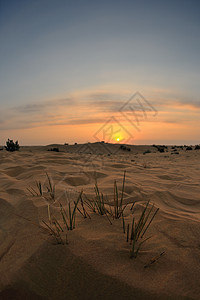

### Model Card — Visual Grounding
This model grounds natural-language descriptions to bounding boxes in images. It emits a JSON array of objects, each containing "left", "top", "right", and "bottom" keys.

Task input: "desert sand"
[{"left": 0, "top": 143, "right": 200, "bottom": 299}]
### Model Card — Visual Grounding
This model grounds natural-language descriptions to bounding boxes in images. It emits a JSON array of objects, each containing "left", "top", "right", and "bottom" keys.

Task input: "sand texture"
[{"left": 0, "top": 143, "right": 200, "bottom": 299}]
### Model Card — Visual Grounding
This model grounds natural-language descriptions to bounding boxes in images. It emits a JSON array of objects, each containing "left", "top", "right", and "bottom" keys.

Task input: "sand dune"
[{"left": 0, "top": 143, "right": 200, "bottom": 299}]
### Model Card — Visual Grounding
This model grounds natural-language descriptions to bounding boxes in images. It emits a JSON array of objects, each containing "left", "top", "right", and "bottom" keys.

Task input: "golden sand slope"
[{"left": 0, "top": 144, "right": 200, "bottom": 299}]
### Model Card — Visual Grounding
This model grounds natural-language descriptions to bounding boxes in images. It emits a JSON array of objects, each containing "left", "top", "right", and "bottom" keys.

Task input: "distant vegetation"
[
  {"left": 143, "top": 149, "right": 151, "bottom": 155},
  {"left": 5, "top": 139, "right": 20, "bottom": 152},
  {"left": 153, "top": 145, "right": 168, "bottom": 153},
  {"left": 120, "top": 145, "right": 131, "bottom": 152},
  {"left": 48, "top": 147, "right": 60, "bottom": 152},
  {"left": 186, "top": 146, "right": 193, "bottom": 151}
]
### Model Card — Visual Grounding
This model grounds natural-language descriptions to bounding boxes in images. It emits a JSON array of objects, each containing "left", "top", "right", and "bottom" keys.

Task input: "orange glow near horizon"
[
  {"left": 0, "top": 87, "right": 200, "bottom": 146},
  {"left": 1, "top": 114, "right": 200, "bottom": 146}
]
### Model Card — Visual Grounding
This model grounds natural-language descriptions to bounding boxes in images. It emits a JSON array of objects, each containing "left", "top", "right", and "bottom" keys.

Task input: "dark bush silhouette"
[
  {"left": 120, "top": 145, "right": 131, "bottom": 152},
  {"left": 194, "top": 145, "right": 200, "bottom": 150},
  {"left": 186, "top": 146, "right": 192, "bottom": 151},
  {"left": 171, "top": 151, "right": 179, "bottom": 155},
  {"left": 120, "top": 145, "right": 126, "bottom": 150},
  {"left": 5, "top": 139, "right": 20, "bottom": 152},
  {"left": 155, "top": 146, "right": 165, "bottom": 152},
  {"left": 48, "top": 148, "right": 59, "bottom": 152},
  {"left": 153, "top": 145, "right": 167, "bottom": 152},
  {"left": 143, "top": 150, "right": 151, "bottom": 155}
]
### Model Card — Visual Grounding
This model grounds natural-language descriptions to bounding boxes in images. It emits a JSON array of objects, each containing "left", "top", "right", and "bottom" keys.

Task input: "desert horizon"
[{"left": 1, "top": 141, "right": 200, "bottom": 148}]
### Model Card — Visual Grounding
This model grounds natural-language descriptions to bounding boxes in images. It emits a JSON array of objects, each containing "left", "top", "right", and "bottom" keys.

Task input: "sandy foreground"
[{"left": 0, "top": 143, "right": 200, "bottom": 299}]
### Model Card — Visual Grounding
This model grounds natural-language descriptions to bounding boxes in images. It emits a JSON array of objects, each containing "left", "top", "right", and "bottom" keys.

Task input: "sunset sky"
[{"left": 0, "top": 0, "right": 200, "bottom": 145}]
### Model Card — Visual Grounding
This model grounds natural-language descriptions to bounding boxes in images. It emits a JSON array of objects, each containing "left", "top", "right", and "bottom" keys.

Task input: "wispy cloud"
[
  {"left": 14, "top": 97, "right": 73, "bottom": 114},
  {"left": 0, "top": 89, "right": 200, "bottom": 132}
]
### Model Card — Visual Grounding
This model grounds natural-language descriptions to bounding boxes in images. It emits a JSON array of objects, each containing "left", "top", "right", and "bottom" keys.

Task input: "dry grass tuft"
[
  {"left": 26, "top": 171, "right": 159, "bottom": 259},
  {"left": 125, "top": 201, "right": 159, "bottom": 258}
]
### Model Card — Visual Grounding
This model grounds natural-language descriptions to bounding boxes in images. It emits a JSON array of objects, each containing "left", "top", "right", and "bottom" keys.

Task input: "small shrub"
[
  {"left": 194, "top": 145, "right": 200, "bottom": 150},
  {"left": 120, "top": 145, "right": 126, "bottom": 150},
  {"left": 120, "top": 145, "right": 131, "bottom": 152},
  {"left": 48, "top": 148, "right": 59, "bottom": 152},
  {"left": 143, "top": 150, "right": 151, "bottom": 155},
  {"left": 171, "top": 152, "right": 179, "bottom": 155},
  {"left": 5, "top": 139, "right": 20, "bottom": 152},
  {"left": 186, "top": 146, "right": 192, "bottom": 151},
  {"left": 154, "top": 145, "right": 167, "bottom": 150},
  {"left": 158, "top": 147, "right": 164, "bottom": 153}
]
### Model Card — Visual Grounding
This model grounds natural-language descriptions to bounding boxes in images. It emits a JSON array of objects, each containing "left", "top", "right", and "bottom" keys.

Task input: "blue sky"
[{"left": 0, "top": 0, "right": 200, "bottom": 145}]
